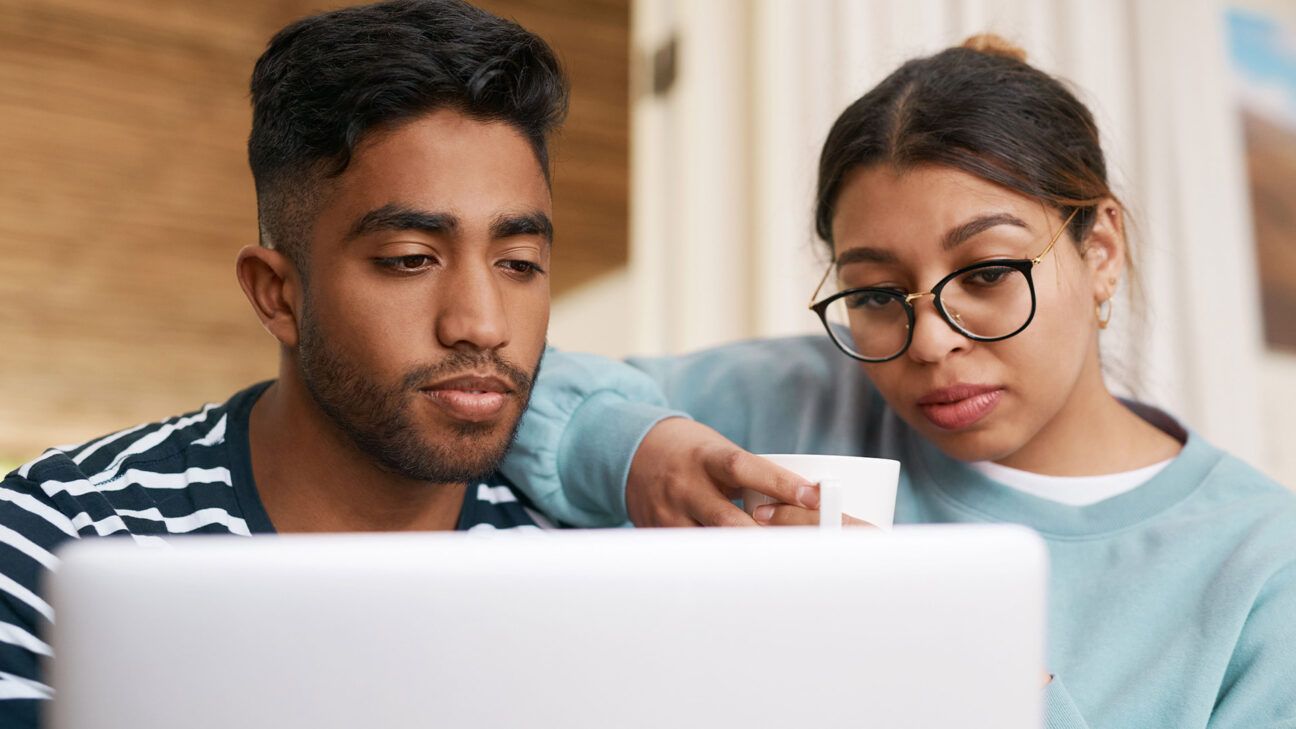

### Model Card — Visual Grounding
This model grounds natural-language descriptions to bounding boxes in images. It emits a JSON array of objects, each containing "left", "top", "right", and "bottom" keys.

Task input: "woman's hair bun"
[{"left": 961, "top": 33, "right": 1028, "bottom": 62}]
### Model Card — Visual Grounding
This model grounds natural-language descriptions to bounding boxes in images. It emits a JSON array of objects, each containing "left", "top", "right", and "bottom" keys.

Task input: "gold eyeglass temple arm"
[
  {"left": 1031, "top": 208, "right": 1080, "bottom": 265},
  {"left": 807, "top": 262, "right": 834, "bottom": 309}
]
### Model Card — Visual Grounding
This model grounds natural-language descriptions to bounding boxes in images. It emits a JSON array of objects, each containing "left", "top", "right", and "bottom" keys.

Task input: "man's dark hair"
[{"left": 248, "top": 0, "right": 569, "bottom": 270}]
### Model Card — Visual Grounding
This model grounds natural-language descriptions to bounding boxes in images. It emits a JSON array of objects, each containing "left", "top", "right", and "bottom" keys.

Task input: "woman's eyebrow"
[
  {"left": 835, "top": 212, "right": 1032, "bottom": 268},
  {"left": 835, "top": 246, "right": 898, "bottom": 268},
  {"left": 941, "top": 212, "right": 1030, "bottom": 251}
]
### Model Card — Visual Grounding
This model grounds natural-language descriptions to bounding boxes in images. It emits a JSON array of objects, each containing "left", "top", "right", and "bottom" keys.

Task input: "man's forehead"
[
  {"left": 347, "top": 109, "right": 547, "bottom": 182},
  {"left": 312, "top": 111, "right": 552, "bottom": 245}
]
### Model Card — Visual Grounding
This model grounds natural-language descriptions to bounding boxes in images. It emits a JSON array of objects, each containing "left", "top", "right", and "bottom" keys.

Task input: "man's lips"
[
  {"left": 420, "top": 374, "right": 515, "bottom": 422},
  {"left": 916, "top": 384, "right": 1004, "bottom": 431}
]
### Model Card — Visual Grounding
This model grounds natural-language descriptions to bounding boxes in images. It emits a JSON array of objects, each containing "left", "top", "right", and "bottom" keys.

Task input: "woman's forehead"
[{"left": 830, "top": 165, "right": 1050, "bottom": 254}]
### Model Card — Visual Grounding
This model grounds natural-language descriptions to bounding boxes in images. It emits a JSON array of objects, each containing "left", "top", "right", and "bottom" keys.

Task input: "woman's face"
[{"left": 829, "top": 164, "right": 1120, "bottom": 463}]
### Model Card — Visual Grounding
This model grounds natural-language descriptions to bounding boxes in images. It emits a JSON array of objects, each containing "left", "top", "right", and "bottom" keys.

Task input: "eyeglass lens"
[{"left": 821, "top": 263, "right": 1034, "bottom": 360}]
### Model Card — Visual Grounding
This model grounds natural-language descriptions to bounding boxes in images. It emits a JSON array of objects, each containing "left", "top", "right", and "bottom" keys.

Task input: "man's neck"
[{"left": 246, "top": 373, "right": 467, "bottom": 534}]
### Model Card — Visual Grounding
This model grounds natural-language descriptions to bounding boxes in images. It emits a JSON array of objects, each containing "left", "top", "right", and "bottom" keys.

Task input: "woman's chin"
[{"left": 918, "top": 421, "right": 1022, "bottom": 464}]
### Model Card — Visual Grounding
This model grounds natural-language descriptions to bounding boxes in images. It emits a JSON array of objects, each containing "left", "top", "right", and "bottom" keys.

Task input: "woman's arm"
[
  {"left": 501, "top": 336, "right": 860, "bottom": 527},
  {"left": 501, "top": 348, "right": 684, "bottom": 526},
  {"left": 1041, "top": 677, "right": 1093, "bottom": 729},
  {"left": 1208, "top": 561, "right": 1296, "bottom": 728}
]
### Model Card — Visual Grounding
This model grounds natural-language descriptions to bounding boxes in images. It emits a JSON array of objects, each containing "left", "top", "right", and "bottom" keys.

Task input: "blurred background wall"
[
  {"left": 2, "top": 0, "right": 1294, "bottom": 488},
  {"left": 0, "top": 0, "right": 629, "bottom": 463}
]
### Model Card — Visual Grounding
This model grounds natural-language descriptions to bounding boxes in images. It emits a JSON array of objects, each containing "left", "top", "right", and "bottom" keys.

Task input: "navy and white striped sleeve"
[{"left": 0, "top": 459, "right": 79, "bottom": 728}]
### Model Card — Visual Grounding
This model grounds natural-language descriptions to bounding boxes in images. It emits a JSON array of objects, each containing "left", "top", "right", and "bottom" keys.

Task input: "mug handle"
[{"left": 818, "top": 478, "right": 843, "bottom": 531}]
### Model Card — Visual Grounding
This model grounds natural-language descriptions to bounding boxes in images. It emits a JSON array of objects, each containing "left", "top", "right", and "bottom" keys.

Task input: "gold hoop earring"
[{"left": 1096, "top": 299, "right": 1113, "bottom": 330}]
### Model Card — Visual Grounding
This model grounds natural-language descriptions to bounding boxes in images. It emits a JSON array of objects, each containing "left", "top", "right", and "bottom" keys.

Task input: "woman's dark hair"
[
  {"left": 814, "top": 34, "right": 1114, "bottom": 251},
  {"left": 247, "top": 0, "right": 569, "bottom": 269}
]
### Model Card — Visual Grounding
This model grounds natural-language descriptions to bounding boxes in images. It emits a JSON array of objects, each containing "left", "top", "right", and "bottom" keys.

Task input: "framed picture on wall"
[{"left": 1227, "top": 3, "right": 1296, "bottom": 351}]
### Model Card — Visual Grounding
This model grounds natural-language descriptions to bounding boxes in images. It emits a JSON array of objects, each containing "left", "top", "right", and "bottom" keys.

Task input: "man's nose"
[{"left": 434, "top": 261, "right": 509, "bottom": 352}]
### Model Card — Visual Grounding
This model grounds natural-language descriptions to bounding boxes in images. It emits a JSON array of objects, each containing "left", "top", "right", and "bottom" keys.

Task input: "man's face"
[{"left": 296, "top": 109, "right": 552, "bottom": 483}]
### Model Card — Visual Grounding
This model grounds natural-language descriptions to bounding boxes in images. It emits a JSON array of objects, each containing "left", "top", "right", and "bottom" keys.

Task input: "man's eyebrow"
[
  {"left": 835, "top": 246, "right": 899, "bottom": 268},
  {"left": 490, "top": 211, "right": 554, "bottom": 243},
  {"left": 346, "top": 204, "right": 457, "bottom": 241},
  {"left": 941, "top": 212, "right": 1030, "bottom": 251}
]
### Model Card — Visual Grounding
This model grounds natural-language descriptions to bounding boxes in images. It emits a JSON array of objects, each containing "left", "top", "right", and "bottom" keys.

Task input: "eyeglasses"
[{"left": 808, "top": 209, "right": 1079, "bottom": 363}]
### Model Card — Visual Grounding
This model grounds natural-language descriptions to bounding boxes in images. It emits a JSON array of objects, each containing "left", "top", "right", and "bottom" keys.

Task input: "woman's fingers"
[
  {"left": 752, "top": 504, "right": 819, "bottom": 526},
  {"left": 701, "top": 446, "right": 817, "bottom": 508},
  {"left": 692, "top": 497, "right": 759, "bottom": 527},
  {"left": 623, "top": 417, "right": 850, "bottom": 528},
  {"left": 626, "top": 419, "right": 769, "bottom": 527},
  {"left": 752, "top": 504, "right": 878, "bottom": 528}
]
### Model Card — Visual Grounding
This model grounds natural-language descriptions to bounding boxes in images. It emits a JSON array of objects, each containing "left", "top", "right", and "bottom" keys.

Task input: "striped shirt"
[{"left": 0, "top": 381, "right": 544, "bottom": 726}]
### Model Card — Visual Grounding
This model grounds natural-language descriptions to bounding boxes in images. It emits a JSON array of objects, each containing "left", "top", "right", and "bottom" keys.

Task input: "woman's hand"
[
  {"left": 749, "top": 504, "right": 874, "bottom": 527},
  {"left": 625, "top": 417, "right": 866, "bottom": 527}
]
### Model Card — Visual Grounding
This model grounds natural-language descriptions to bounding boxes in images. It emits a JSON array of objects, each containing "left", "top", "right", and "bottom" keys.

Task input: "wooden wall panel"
[
  {"left": 479, "top": 0, "right": 631, "bottom": 289},
  {"left": 0, "top": 0, "right": 628, "bottom": 463}
]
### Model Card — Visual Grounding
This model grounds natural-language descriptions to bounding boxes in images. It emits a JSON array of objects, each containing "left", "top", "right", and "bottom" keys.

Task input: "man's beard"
[{"left": 296, "top": 304, "right": 540, "bottom": 484}]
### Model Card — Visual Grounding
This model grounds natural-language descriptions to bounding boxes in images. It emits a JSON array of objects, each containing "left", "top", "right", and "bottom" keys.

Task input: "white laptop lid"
[{"left": 47, "top": 525, "right": 1046, "bottom": 729}]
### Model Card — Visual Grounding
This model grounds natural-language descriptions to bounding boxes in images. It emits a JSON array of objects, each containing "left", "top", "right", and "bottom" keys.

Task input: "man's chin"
[
  {"left": 396, "top": 414, "right": 523, "bottom": 482},
  {"left": 376, "top": 433, "right": 513, "bottom": 484},
  {"left": 420, "top": 402, "right": 521, "bottom": 438}
]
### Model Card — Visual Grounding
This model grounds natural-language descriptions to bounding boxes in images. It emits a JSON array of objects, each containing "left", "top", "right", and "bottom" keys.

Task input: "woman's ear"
[
  {"left": 236, "top": 245, "right": 303, "bottom": 349},
  {"left": 1081, "top": 199, "right": 1126, "bottom": 303}
]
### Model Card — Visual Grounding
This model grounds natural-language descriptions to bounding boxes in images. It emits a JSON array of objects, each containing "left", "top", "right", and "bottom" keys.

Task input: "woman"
[{"left": 505, "top": 36, "right": 1296, "bottom": 727}]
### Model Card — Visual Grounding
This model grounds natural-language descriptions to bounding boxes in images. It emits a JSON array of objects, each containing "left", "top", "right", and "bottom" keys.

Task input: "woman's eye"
[
  {"left": 965, "top": 267, "right": 1013, "bottom": 286},
  {"left": 846, "top": 291, "right": 898, "bottom": 310}
]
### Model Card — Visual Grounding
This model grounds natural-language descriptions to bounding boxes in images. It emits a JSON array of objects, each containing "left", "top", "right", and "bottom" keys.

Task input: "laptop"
[{"left": 46, "top": 525, "right": 1046, "bottom": 728}]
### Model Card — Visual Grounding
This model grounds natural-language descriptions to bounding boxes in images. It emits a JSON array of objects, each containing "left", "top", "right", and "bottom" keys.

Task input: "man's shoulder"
[
  {"left": 26, "top": 396, "right": 236, "bottom": 483},
  {"left": 10, "top": 401, "right": 229, "bottom": 512},
  {"left": 2, "top": 384, "right": 266, "bottom": 541}
]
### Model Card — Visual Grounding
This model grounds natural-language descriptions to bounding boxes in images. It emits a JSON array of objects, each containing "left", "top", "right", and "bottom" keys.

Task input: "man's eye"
[
  {"left": 377, "top": 255, "right": 433, "bottom": 271},
  {"left": 501, "top": 260, "right": 544, "bottom": 277}
]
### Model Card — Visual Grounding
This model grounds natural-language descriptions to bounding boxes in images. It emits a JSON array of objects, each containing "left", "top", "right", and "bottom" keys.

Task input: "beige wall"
[{"left": 0, "top": 0, "right": 628, "bottom": 464}]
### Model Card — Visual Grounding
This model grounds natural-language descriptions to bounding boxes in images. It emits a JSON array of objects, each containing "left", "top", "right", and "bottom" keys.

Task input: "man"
[{"left": 0, "top": 1, "right": 568, "bottom": 723}]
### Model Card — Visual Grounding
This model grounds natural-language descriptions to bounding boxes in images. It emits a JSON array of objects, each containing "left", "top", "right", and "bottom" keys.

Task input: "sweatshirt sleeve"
[
  {"left": 501, "top": 336, "right": 872, "bottom": 527},
  {"left": 498, "top": 348, "right": 687, "bottom": 527},
  {"left": 1208, "top": 560, "right": 1296, "bottom": 729},
  {"left": 1042, "top": 677, "right": 1092, "bottom": 729}
]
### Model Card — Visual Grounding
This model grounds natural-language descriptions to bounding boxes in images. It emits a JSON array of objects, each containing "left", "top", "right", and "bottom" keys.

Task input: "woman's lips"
[{"left": 916, "top": 386, "right": 1004, "bottom": 430}]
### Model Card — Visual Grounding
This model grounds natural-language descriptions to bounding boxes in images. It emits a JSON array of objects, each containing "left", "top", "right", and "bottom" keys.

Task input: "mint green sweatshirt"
[{"left": 503, "top": 336, "right": 1296, "bottom": 729}]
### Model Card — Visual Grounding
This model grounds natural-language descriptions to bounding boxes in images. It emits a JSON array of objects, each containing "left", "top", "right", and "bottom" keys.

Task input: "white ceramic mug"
[{"left": 743, "top": 454, "right": 901, "bottom": 530}]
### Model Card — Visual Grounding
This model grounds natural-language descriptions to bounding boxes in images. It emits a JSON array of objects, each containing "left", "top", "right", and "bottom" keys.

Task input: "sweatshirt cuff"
[
  {"left": 1043, "top": 676, "right": 1090, "bottom": 729},
  {"left": 558, "top": 390, "right": 689, "bottom": 523}
]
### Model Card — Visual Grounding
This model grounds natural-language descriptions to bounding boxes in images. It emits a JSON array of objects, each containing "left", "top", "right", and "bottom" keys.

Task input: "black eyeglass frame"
[{"left": 808, "top": 209, "right": 1079, "bottom": 363}]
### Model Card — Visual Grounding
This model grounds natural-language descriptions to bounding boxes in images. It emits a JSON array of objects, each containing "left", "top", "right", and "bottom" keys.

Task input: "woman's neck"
[{"left": 993, "top": 355, "right": 1182, "bottom": 477}]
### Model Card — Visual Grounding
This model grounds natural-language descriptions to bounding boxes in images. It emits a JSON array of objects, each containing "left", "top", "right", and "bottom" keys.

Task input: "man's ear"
[
  {"left": 1080, "top": 199, "right": 1126, "bottom": 303},
  {"left": 236, "top": 245, "right": 303, "bottom": 349}
]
